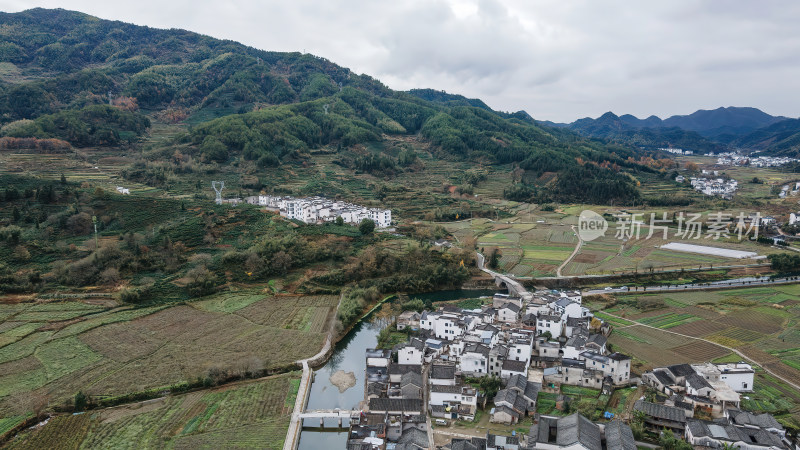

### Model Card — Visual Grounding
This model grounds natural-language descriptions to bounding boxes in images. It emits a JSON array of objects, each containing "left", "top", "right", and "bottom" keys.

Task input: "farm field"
[
  {"left": 445, "top": 203, "right": 782, "bottom": 277},
  {"left": 596, "top": 284, "right": 800, "bottom": 427},
  {"left": 0, "top": 293, "right": 337, "bottom": 418},
  {"left": 3, "top": 372, "right": 298, "bottom": 449}
]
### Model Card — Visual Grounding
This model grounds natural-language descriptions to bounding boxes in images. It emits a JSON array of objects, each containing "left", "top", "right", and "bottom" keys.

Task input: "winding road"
[
  {"left": 556, "top": 225, "right": 583, "bottom": 278},
  {"left": 476, "top": 252, "right": 531, "bottom": 300}
]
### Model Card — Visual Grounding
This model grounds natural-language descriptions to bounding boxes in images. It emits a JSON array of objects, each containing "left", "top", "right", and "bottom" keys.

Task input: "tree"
[
  {"left": 489, "top": 247, "right": 500, "bottom": 269},
  {"left": 335, "top": 216, "right": 344, "bottom": 226},
  {"left": 359, "top": 218, "right": 375, "bottom": 235},
  {"left": 659, "top": 429, "right": 692, "bottom": 450},
  {"left": 270, "top": 251, "right": 292, "bottom": 275},
  {"left": 60, "top": 173, "right": 67, "bottom": 184},
  {"left": 186, "top": 265, "right": 218, "bottom": 297},
  {"left": 74, "top": 391, "right": 88, "bottom": 412},
  {"left": 479, "top": 376, "right": 502, "bottom": 399},
  {"left": 12, "top": 206, "right": 20, "bottom": 222},
  {"left": 400, "top": 298, "right": 424, "bottom": 313}
]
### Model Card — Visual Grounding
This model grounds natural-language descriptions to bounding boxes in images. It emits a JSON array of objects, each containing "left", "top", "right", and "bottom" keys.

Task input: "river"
[{"left": 296, "top": 288, "right": 498, "bottom": 449}]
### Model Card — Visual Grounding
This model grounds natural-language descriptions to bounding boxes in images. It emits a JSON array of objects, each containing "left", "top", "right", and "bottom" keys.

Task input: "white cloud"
[{"left": 1, "top": 0, "right": 799, "bottom": 121}]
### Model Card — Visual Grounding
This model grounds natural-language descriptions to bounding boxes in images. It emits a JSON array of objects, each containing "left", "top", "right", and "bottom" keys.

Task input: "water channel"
[{"left": 296, "top": 288, "right": 498, "bottom": 449}]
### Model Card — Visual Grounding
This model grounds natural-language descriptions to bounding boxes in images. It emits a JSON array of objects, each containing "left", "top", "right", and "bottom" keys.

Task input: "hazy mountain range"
[{"left": 540, "top": 107, "right": 800, "bottom": 156}]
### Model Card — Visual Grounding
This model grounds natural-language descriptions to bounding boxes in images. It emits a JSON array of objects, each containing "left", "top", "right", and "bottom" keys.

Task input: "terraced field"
[
  {"left": 0, "top": 294, "right": 337, "bottom": 418},
  {"left": 4, "top": 373, "right": 298, "bottom": 449}
]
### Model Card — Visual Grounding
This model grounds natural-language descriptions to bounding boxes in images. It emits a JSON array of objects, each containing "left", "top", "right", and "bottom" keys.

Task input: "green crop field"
[{"left": 4, "top": 373, "right": 298, "bottom": 449}]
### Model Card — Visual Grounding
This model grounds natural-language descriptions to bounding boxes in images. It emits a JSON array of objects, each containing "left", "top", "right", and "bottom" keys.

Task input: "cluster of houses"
[
  {"left": 681, "top": 176, "right": 739, "bottom": 198},
  {"left": 716, "top": 152, "right": 797, "bottom": 168},
  {"left": 245, "top": 194, "right": 392, "bottom": 228},
  {"left": 634, "top": 362, "right": 794, "bottom": 448},
  {"left": 376, "top": 290, "right": 631, "bottom": 427},
  {"left": 435, "top": 413, "right": 638, "bottom": 450},
  {"left": 659, "top": 148, "right": 694, "bottom": 155},
  {"left": 778, "top": 183, "right": 800, "bottom": 199},
  {"left": 349, "top": 288, "right": 796, "bottom": 450}
]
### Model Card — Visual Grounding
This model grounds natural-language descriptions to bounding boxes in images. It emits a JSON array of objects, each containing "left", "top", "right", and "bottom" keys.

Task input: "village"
[
  {"left": 244, "top": 194, "right": 393, "bottom": 228},
  {"left": 343, "top": 288, "right": 791, "bottom": 450},
  {"left": 675, "top": 173, "right": 739, "bottom": 198},
  {"left": 714, "top": 152, "right": 798, "bottom": 168}
]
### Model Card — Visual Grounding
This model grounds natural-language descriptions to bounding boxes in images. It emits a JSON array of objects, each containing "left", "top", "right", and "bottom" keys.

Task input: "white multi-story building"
[
  {"left": 251, "top": 194, "right": 392, "bottom": 227},
  {"left": 692, "top": 362, "right": 754, "bottom": 392}
]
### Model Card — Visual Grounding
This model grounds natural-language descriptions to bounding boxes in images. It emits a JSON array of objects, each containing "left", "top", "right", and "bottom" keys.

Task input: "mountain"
[
  {"left": 558, "top": 107, "right": 790, "bottom": 152},
  {"left": 661, "top": 107, "right": 788, "bottom": 143},
  {"left": 566, "top": 112, "right": 725, "bottom": 154},
  {"left": 733, "top": 118, "right": 800, "bottom": 156},
  {"left": 0, "top": 8, "right": 651, "bottom": 205}
]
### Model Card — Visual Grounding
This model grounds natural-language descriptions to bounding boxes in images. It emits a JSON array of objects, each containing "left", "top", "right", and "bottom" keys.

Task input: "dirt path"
[
  {"left": 602, "top": 311, "right": 800, "bottom": 392},
  {"left": 556, "top": 225, "right": 582, "bottom": 278}
]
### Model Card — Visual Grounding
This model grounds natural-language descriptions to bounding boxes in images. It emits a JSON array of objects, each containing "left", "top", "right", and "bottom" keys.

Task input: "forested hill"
[
  {"left": 0, "top": 8, "right": 653, "bottom": 204},
  {"left": 732, "top": 118, "right": 800, "bottom": 156}
]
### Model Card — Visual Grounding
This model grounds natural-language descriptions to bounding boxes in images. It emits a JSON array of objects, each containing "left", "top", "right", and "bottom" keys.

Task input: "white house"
[
  {"left": 429, "top": 384, "right": 477, "bottom": 420},
  {"left": 501, "top": 359, "right": 528, "bottom": 380},
  {"left": 537, "top": 313, "right": 563, "bottom": 337},
  {"left": 497, "top": 302, "right": 521, "bottom": 323},
  {"left": 715, "top": 362, "right": 755, "bottom": 392},
  {"left": 430, "top": 363, "right": 457, "bottom": 386},
  {"left": 398, "top": 342, "right": 423, "bottom": 366},
  {"left": 433, "top": 313, "right": 465, "bottom": 340},
  {"left": 551, "top": 298, "right": 591, "bottom": 319},
  {"left": 579, "top": 351, "right": 631, "bottom": 384},
  {"left": 460, "top": 343, "right": 490, "bottom": 377}
]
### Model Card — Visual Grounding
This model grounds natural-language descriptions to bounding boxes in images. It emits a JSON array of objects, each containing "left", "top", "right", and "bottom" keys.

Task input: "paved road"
[
  {"left": 476, "top": 252, "right": 531, "bottom": 300},
  {"left": 600, "top": 310, "right": 800, "bottom": 392},
  {"left": 535, "top": 262, "right": 772, "bottom": 281},
  {"left": 584, "top": 276, "right": 800, "bottom": 295}
]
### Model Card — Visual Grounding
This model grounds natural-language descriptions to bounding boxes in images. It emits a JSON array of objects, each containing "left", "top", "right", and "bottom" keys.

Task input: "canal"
[{"left": 296, "top": 288, "right": 498, "bottom": 449}]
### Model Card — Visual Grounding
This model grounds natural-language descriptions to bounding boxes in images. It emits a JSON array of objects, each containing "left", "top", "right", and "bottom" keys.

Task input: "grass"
[
  {"left": 456, "top": 298, "right": 484, "bottom": 310},
  {"left": 0, "top": 415, "right": 27, "bottom": 439},
  {"left": 192, "top": 292, "right": 266, "bottom": 314},
  {"left": 285, "top": 378, "right": 301, "bottom": 409},
  {"left": 560, "top": 385, "right": 601, "bottom": 398}
]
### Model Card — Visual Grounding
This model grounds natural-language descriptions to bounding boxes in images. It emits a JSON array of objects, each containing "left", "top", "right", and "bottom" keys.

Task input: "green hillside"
[{"left": 0, "top": 7, "right": 655, "bottom": 205}]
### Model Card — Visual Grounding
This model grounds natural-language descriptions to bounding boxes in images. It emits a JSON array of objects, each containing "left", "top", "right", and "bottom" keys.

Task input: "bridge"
[
  {"left": 298, "top": 409, "right": 360, "bottom": 428},
  {"left": 476, "top": 252, "right": 532, "bottom": 300}
]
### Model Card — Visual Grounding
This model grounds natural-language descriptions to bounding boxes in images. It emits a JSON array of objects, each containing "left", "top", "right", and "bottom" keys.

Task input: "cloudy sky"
[{"left": 2, "top": 0, "right": 799, "bottom": 122}]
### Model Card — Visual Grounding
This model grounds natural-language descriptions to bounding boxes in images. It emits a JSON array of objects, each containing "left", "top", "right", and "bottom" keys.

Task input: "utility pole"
[{"left": 92, "top": 215, "right": 98, "bottom": 249}]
